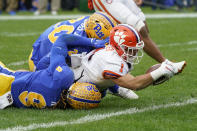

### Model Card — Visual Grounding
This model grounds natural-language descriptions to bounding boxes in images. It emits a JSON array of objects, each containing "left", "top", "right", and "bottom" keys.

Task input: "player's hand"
[
  {"left": 159, "top": 62, "right": 175, "bottom": 79},
  {"left": 92, "top": 37, "right": 109, "bottom": 49},
  {"left": 150, "top": 62, "right": 175, "bottom": 85},
  {"left": 164, "top": 59, "right": 186, "bottom": 75}
]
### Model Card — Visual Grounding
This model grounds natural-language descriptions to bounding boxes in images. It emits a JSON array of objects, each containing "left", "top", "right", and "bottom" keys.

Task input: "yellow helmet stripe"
[{"left": 68, "top": 95, "right": 101, "bottom": 103}]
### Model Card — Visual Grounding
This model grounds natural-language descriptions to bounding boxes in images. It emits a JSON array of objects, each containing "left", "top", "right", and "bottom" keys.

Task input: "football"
[
  {"left": 146, "top": 64, "right": 161, "bottom": 74},
  {"left": 146, "top": 63, "right": 167, "bottom": 85}
]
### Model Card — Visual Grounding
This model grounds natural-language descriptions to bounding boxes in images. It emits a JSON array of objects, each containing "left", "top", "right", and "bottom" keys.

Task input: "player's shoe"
[
  {"left": 108, "top": 86, "right": 139, "bottom": 99},
  {"left": 164, "top": 59, "right": 186, "bottom": 75}
]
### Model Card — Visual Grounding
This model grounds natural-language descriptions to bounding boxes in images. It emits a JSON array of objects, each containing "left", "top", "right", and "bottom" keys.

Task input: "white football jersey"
[
  {"left": 92, "top": 0, "right": 145, "bottom": 31},
  {"left": 72, "top": 45, "right": 132, "bottom": 91}
]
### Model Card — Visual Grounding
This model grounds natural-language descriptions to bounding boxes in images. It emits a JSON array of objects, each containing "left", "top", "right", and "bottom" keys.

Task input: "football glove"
[
  {"left": 150, "top": 62, "right": 175, "bottom": 85},
  {"left": 164, "top": 59, "right": 186, "bottom": 75},
  {"left": 91, "top": 37, "right": 109, "bottom": 49}
]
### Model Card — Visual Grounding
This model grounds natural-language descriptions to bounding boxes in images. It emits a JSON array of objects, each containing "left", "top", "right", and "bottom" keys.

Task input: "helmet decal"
[
  {"left": 85, "top": 11, "right": 117, "bottom": 39},
  {"left": 93, "top": 23, "right": 105, "bottom": 39}
]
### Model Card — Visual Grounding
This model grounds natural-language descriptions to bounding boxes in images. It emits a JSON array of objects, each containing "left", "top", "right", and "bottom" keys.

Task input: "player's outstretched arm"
[
  {"left": 111, "top": 62, "right": 176, "bottom": 90},
  {"left": 112, "top": 73, "right": 153, "bottom": 91},
  {"left": 55, "top": 34, "right": 106, "bottom": 48}
]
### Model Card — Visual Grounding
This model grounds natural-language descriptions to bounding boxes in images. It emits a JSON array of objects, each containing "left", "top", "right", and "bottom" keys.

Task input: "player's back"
[
  {"left": 32, "top": 16, "right": 89, "bottom": 66},
  {"left": 73, "top": 45, "right": 129, "bottom": 91}
]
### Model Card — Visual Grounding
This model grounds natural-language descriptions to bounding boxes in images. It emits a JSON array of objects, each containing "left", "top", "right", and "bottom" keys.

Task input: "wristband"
[{"left": 150, "top": 68, "right": 163, "bottom": 81}]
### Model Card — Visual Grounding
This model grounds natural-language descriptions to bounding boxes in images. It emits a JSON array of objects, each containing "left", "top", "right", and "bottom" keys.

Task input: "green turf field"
[{"left": 0, "top": 15, "right": 197, "bottom": 131}]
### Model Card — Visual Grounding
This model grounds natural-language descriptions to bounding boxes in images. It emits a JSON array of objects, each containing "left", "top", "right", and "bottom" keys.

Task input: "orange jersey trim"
[
  {"left": 96, "top": 0, "right": 121, "bottom": 24},
  {"left": 93, "top": 0, "right": 103, "bottom": 12},
  {"left": 102, "top": 70, "right": 121, "bottom": 79},
  {"left": 120, "top": 63, "right": 124, "bottom": 73}
]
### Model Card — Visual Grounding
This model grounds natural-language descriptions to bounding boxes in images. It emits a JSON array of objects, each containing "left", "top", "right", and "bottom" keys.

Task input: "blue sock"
[{"left": 108, "top": 85, "right": 119, "bottom": 94}]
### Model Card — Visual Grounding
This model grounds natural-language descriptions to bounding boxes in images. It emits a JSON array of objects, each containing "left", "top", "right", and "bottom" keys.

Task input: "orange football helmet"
[{"left": 110, "top": 24, "right": 144, "bottom": 65}]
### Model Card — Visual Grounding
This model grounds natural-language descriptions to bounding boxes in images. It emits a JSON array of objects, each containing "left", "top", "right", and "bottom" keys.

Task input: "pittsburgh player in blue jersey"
[
  {"left": 29, "top": 12, "right": 117, "bottom": 71},
  {"left": 0, "top": 34, "right": 103, "bottom": 109}
]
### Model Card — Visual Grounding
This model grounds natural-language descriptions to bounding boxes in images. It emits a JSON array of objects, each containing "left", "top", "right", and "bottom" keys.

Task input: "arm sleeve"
[
  {"left": 57, "top": 34, "right": 95, "bottom": 47},
  {"left": 48, "top": 34, "right": 96, "bottom": 73}
]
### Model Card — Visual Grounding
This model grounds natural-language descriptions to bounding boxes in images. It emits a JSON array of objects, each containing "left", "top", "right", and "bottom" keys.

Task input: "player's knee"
[{"left": 126, "top": 14, "right": 145, "bottom": 31}]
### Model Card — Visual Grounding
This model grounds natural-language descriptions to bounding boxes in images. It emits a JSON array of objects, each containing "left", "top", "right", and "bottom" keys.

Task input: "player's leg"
[
  {"left": 92, "top": 1, "right": 129, "bottom": 24},
  {"left": 92, "top": 0, "right": 143, "bottom": 30},
  {"left": 108, "top": 85, "right": 139, "bottom": 99}
]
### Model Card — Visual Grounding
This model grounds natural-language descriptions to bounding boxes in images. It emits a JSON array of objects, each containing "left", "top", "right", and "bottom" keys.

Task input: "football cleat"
[
  {"left": 108, "top": 86, "right": 139, "bottom": 99},
  {"left": 67, "top": 82, "right": 102, "bottom": 109},
  {"left": 164, "top": 59, "right": 186, "bottom": 75}
]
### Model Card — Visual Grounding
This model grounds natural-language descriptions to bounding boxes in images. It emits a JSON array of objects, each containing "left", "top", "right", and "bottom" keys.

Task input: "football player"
[
  {"left": 87, "top": 0, "right": 186, "bottom": 75},
  {"left": 29, "top": 11, "right": 138, "bottom": 99},
  {"left": 71, "top": 24, "right": 179, "bottom": 94},
  {"left": 0, "top": 34, "right": 101, "bottom": 109}
]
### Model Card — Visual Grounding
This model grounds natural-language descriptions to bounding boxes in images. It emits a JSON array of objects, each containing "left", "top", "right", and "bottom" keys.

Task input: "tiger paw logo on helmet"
[{"left": 114, "top": 31, "right": 126, "bottom": 45}]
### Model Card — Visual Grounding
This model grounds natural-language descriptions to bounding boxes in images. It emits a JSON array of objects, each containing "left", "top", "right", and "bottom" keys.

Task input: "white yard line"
[
  {"left": 1, "top": 98, "right": 197, "bottom": 131},
  {"left": 0, "top": 13, "right": 197, "bottom": 21},
  {"left": 158, "top": 40, "right": 197, "bottom": 47},
  {"left": 7, "top": 61, "right": 28, "bottom": 66},
  {"left": 0, "top": 14, "right": 86, "bottom": 20},
  {"left": 0, "top": 32, "right": 41, "bottom": 37},
  {"left": 181, "top": 47, "right": 197, "bottom": 51}
]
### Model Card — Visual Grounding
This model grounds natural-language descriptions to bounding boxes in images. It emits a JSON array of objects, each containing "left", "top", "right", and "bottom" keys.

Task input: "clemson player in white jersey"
[
  {"left": 88, "top": 0, "right": 186, "bottom": 77},
  {"left": 72, "top": 24, "right": 178, "bottom": 93}
]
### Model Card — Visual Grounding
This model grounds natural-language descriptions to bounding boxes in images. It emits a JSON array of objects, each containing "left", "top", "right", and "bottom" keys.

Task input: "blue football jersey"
[
  {"left": 11, "top": 66, "right": 73, "bottom": 108},
  {"left": 31, "top": 16, "right": 93, "bottom": 67},
  {"left": 11, "top": 36, "right": 75, "bottom": 108}
]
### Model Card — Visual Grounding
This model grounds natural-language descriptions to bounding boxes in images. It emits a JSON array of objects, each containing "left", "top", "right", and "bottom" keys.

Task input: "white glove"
[
  {"left": 164, "top": 59, "right": 186, "bottom": 74},
  {"left": 150, "top": 62, "right": 175, "bottom": 82}
]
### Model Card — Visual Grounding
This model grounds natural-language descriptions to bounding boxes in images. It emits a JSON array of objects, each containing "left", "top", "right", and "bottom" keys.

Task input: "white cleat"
[
  {"left": 108, "top": 86, "right": 139, "bottom": 99},
  {"left": 165, "top": 59, "right": 186, "bottom": 74}
]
